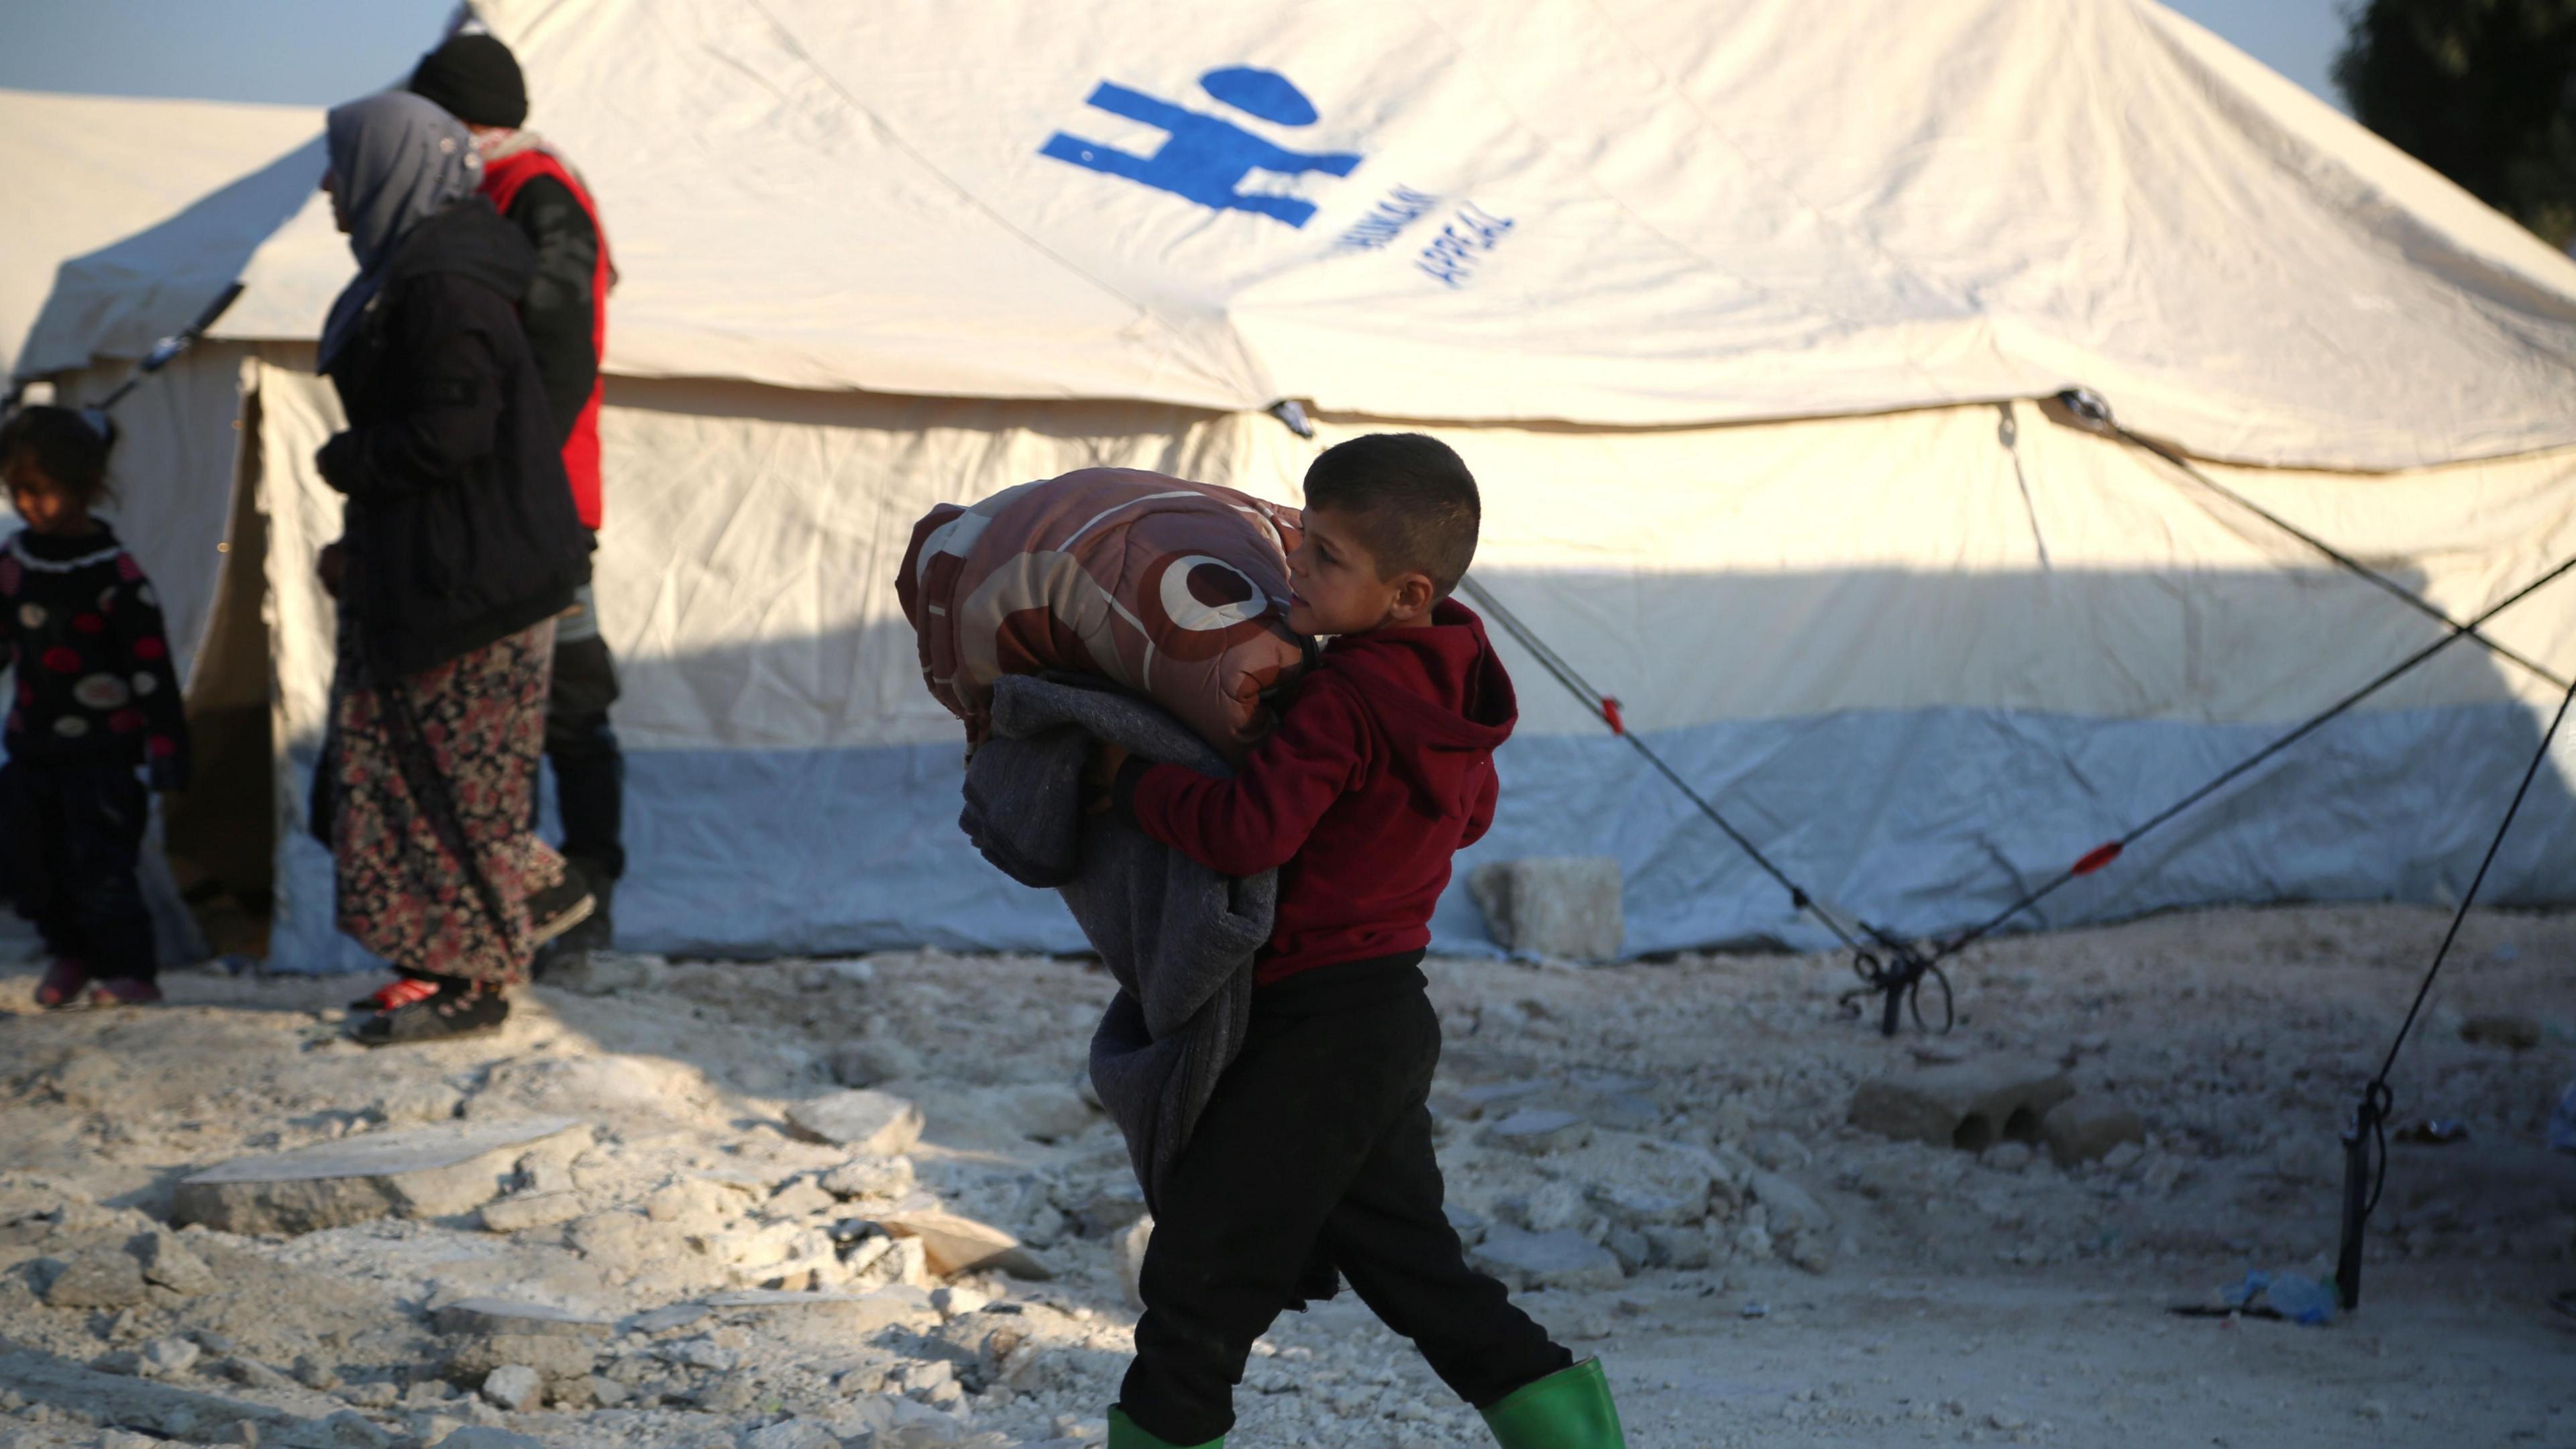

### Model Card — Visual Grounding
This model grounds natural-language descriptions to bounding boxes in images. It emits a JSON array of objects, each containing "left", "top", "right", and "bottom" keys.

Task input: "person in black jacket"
[{"left": 313, "top": 92, "right": 595, "bottom": 1044}]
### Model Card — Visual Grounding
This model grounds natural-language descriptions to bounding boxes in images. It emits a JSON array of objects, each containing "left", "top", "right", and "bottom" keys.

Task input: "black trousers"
[
  {"left": 543, "top": 630, "right": 625, "bottom": 882},
  {"left": 0, "top": 760, "right": 156, "bottom": 980},
  {"left": 1121, "top": 955, "right": 1570, "bottom": 1443}
]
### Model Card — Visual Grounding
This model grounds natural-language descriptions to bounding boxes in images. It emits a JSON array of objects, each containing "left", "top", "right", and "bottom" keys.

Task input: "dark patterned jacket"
[{"left": 0, "top": 523, "right": 190, "bottom": 789}]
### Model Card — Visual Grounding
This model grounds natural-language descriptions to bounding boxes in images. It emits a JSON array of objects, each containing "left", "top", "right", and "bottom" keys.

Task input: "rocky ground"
[{"left": 3, "top": 902, "right": 2575, "bottom": 1448}]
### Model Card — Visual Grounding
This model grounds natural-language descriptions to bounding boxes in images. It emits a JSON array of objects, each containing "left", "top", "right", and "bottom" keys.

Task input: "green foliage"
[{"left": 2336, "top": 0, "right": 2576, "bottom": 248}]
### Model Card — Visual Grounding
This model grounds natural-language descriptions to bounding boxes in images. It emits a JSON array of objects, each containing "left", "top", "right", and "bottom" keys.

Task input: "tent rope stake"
[
  {"left": 1455, "top": 574, "right": 1950, "bottom": 1036},
  {"left": 2335, "top": 669, "right": 2576, "bottom": 1312}
]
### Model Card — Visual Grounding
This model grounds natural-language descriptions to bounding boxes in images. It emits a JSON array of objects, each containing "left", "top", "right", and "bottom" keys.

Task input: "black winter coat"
[{"left": 318, "top": 198, "right": 591, "bottom": 678}]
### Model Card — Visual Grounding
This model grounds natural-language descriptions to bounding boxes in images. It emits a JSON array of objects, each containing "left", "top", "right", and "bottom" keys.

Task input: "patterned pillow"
[{"left": 898, "top": 468, "right": 1310, "bottom": 759}]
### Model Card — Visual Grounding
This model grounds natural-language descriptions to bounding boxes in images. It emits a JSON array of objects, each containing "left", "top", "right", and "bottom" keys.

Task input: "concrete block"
[
  {"left": 478, "top": 1364, "right": 541, "bottom": 1411},
  {"left": 1438, "top": 1079, "right": 1547, "bottom": 1121},
  {"left": 173, "top": 1118, "right": 589, "bottom": 1234},
  {"left": 1640, "top": 1224, "right": 1713, "bottom": 1270},
  {"left": 431, "top": 1299, "right": 613, "bottom": 1340},
  {"left": 138, "top": 1230, "right": 218, "bottom": 1295},
  {"left": 1585, "top": 1183, "right": 1697, "bottom": 1227},
  {"left": 43, "top": 1246, "right": 147, "bottom": 1307},
  {"left": 820, "top": 1155, "right": 916, "bottom": 1201},
  {"left": 1847, "top": 1059, "right": 2074, "bottom": 1152},
  {"left": 1468, "top": 1228, "right": 1625, "bottom": 1291},
  {"left": 1481, "top": 1109, "right": 1593, "bottom": 1155},
  {"left": 1746, "top": 1170, "right": 1832, "bottom": 1235},
  {"left": 784, "top": 1090, "right": 924, "bottom": 1155},
  {"left": 435, "top": 1431, "right": 552, "bottom": 1449},
  {"left": 141, "top": 1338, "right": 202, "bottom": 1377},
  {"left": 443, "top": 1333, "right": 598, "bottom": 1386},
  {"left": 476, "top": 1191, "right": 584, "bottom": 1234},
  {"left": 2040, "top": 1093, "right": 2146, "bottom": 1166},
  {"left": 742, "top": 1420, "right": 843, "bottom": 1449},
  {"left": 1468, "top": 857, "right": 1624, "bottom": 960},
  {"left": 702, "top": 1285, "right": 939, "bottom": 1336}
]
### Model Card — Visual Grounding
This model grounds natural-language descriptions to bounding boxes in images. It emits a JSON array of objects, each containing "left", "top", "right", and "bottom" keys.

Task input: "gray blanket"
[{"left": 960, "top": 674, "right": 1272, "bottom": 1208}]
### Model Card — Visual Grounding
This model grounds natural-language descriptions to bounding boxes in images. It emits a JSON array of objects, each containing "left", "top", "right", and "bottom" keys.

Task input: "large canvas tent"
[
  {"left": 0, "top": 89, "right": 321, "bottom": 381},
  {"left": 15, "top": 0, "right": 2576, "bottom": 972},
  {"left": 0, "top": 88, "right": 321, "bottom": 745}
]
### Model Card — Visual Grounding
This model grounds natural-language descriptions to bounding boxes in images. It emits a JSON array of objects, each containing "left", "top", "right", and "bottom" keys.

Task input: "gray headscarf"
[{"left": 317, "top": 92, "right": 482, "bottom": 371}]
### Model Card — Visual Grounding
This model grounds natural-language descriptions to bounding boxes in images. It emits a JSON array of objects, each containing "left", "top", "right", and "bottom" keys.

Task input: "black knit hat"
[{"left": 408, "top": 33, "right": 528, "bottom": 129}]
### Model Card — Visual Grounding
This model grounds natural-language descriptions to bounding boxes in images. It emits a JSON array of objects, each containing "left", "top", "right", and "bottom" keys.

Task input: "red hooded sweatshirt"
[{"left": 1119, "top": 598, "right": 1517, "bottom": 985}]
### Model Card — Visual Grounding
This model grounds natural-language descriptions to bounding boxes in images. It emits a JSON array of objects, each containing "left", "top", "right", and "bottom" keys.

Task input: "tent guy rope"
[
  {"left": 2057, "top": 388, "right": 2569, "bottom": 692},
  {"left": 1454, "top": 572, "right": 1953, "bottom": 1036},
  {"left": 1928, "top": 392, "right": 2576, "bottom": 965},
  {"left": 2334, "top": 667, "right": 2576, "bottom": 1312},
  {"left": 1463, "top": 388, "right": 2576, "bottom": 1037}
]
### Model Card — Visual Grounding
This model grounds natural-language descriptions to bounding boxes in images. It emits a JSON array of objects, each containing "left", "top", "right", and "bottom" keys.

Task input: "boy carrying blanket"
[{"left": 909, "top": 436, "right": 1625, "bottom": 1448}]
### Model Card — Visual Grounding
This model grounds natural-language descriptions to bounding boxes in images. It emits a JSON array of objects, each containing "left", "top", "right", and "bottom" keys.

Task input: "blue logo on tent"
[{"left": 1040, "top": 66, "right": 1361, "bottom": 227}]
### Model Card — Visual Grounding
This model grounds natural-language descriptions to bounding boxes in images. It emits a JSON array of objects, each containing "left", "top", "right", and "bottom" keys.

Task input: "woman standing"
[{"left": 314, "top": 92, "right": 594, "bottom": 1044}]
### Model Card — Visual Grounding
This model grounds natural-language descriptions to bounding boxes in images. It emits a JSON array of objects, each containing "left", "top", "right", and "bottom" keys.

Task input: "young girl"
[{"left": 0, "top": 405, "right": 190, "bottom": 1007}]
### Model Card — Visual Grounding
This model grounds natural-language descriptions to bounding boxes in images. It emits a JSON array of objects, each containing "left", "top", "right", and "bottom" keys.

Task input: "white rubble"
[{"left": 2, "top": 905, "right": 2571, "bottom": 1448}]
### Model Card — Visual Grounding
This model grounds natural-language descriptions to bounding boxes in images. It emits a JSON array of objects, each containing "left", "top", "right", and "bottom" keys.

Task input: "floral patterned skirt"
[{"left": 326, "top": 621, "right": 564, "bottom": 985}]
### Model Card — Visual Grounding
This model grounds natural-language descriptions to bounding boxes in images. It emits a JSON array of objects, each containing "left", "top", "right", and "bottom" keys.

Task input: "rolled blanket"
[
  {"left": 961, "top": 672, "right": 1273, "bottom": 1207},
  {"left": 898, "top": 468, "right": 1309, "bottom": 764}
]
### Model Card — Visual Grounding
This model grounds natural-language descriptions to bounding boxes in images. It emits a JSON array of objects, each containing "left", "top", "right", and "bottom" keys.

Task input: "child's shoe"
[
  {"left": 1480, "top": 1358, "right": 1627, "bottom": 1448},
  {"left": 1106, "top": 1406, "right": 1222, "bottom": 1448},
  {"left": 33, "top": 958, "right": 89, "bottom": 1008},
  {"left": 86, "top": 977, "right": 163, "bottom": 1008}
]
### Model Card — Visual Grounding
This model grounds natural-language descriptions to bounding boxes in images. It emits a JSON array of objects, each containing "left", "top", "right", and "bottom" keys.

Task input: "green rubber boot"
[
  {"left": 1106, "top": 1405, "right": 1223, "bottom": 1448},
  {"left": 1479, "top": 1358, "right": 1627, "bottom": 1448}
]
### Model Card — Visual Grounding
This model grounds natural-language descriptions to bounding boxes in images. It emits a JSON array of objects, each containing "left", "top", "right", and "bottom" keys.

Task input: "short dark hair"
[
  {"left": 0, "top": 406, "right": 115, "bottom": 507},
  {"left": 1301, "top": 433, "right": 1480, "bottom": 596}
]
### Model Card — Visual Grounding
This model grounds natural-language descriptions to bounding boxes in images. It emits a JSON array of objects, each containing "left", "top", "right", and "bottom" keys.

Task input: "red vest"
[{"left": 484, "top": 146, "right": 611, "bottom": 531}]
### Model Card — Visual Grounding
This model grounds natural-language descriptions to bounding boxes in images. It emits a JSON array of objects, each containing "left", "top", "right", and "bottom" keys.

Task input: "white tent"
[
  {"left": 0, "top": 89, "right": 321, "bottom": 381},
  {"left": 0, "top": 87, "right": 319, "bottom": 716},
  {"left": 15, "top": 0, "right": 2576, "bottom": 970}
]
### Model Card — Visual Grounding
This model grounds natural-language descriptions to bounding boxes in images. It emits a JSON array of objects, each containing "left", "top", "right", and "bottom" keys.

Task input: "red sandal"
[
  {"left": 354, "top": 979, "right": 511, "bottom": 1046},
  {"left": 33, "top": 959, "right": 90, "bottom": 1009},
  {"left": 349, "top": 975, "right": 442, "bottom": 1012}
]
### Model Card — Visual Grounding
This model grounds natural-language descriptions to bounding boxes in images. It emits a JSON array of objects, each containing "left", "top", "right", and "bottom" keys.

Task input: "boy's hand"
[{"left": 1085, "top": 741, "right": 1132, "bottom": 814}]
